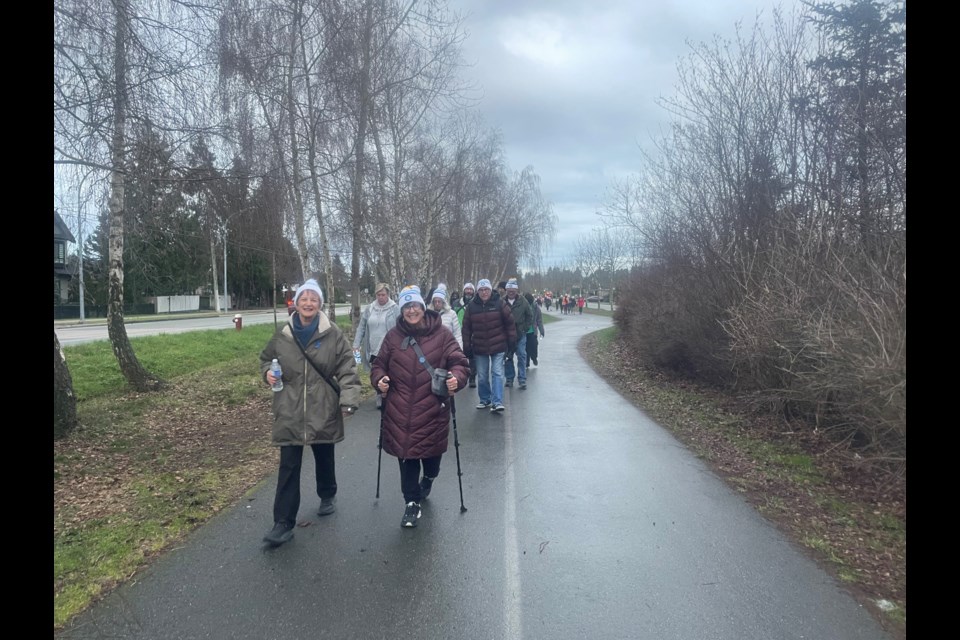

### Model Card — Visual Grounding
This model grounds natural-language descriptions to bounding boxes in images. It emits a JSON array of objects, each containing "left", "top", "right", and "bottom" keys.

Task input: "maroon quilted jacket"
[{"left": 371, "top": 310, "right": 470, "bottom": 459}]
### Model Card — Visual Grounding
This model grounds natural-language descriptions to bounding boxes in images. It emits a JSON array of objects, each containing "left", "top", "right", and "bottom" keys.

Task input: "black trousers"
[
  {"left": 526, "top": 332, "right": 539, "bottom": 365},
  {"left": 273, "top": 443, "right": 337, "bottom": 526},
  {"left": 398, "top": 455, "right": 442, "bottom": 503}
]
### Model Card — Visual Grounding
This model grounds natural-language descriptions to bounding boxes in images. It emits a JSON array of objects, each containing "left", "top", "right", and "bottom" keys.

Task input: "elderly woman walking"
[
  {"left": 371, "top": 285, "right": 469, "bottom": 528},
  {"left": 353, "top": 282, "right": 400, "bottom": 369},
  {"left": 430, "top": 283, "right": 463, "bottom": 349},
  {"left": 259, "top": 279, "right": 361, "bottom": 546}
]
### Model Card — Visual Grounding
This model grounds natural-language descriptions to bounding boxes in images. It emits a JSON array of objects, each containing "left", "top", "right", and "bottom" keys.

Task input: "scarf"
[{"left": 292, "top": 312, "right": 320, "bottom": 349}]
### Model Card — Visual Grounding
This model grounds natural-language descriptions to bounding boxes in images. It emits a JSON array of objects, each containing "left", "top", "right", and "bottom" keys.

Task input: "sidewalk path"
[{"left": 58, "top": 312, "right": 891, "bottom": 640}]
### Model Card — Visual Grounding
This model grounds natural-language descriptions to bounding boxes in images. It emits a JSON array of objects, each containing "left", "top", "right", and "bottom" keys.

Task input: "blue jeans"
[
  {"left": 504, "top": 333, "right": 527, "bottom": 384},
  {"left": 475, "top": 352, "right": 505, "bottom": 405}
]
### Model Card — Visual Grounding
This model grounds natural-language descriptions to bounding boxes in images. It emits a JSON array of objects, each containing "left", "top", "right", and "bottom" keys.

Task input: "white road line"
[{"left": 503, "top": 401, "right": 524, "bottom": 639}]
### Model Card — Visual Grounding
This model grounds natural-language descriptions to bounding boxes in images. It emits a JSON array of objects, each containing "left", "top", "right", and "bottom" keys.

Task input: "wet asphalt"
[{"left": 57, "top": 310, "right": 892, "bottom": 640}]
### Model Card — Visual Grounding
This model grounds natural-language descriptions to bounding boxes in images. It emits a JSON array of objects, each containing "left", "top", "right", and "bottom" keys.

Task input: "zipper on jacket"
[{"left": 302, "top": 354, "right": 309, "bottom": 443}]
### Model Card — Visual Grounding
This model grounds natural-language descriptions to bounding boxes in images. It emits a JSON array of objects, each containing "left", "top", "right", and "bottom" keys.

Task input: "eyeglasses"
[{"left": 402, "top": 304, "right": 423, "bottom": 313}]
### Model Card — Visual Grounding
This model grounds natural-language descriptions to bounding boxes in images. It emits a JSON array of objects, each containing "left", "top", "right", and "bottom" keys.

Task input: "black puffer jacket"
[
  {"left": 371, "top": 310, "right": 469, "bottom": 460},
  {"left": 461, "top": 291, "right": 517, "bottom": 356}
]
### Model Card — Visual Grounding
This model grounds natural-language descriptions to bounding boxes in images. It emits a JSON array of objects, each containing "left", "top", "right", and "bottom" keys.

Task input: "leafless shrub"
[{"left": 721, "top": 233, "right": 905, "bottom": 455}]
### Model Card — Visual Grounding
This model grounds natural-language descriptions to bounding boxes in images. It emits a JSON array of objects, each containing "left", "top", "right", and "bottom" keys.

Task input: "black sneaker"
[
  {"left": 491, "top": 403, "right": 505, "bottom": 413},
  {"left": 505, "top": 380, "right": 513, "bottom": 388},
  {"left": 532, "top": 357, "right": 538, "bottom": 366},
  {"left": 401, "top": 502, "right": 422, "bottom": 528},
  {"left": 419, "top": 476, "right": 434, "bottom": 499},
  {"left": 476, "top": 401, "right": 491, "bottom": 409},
  {"left": 518, "top": 382, "right": 527, "bottom": 390},
  {"left": 317, "top": 496, "right": 336, "bottom": 516},
  {"left": 468, "top": 376, "right": 477, "bottom": 388},
  {"left": 263, "top": 522, "right": 294, "bottom": 546}
]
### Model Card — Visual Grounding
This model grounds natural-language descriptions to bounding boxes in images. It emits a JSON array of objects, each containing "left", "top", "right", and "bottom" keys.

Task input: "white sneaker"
[
  {"left": 476, "top": 401, "right": 491, "bottom": 409},
  {"left": 491, "top": 403, "right": 505, "bottom": 413}
]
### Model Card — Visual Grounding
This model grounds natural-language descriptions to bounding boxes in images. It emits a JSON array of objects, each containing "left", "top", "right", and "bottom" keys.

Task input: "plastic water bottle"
[
  {"left": 353, "top": 349, "right": 362, "bottom": 366},
  {"left": 270, "top": 359, "right": 283, "bottom": 392}
]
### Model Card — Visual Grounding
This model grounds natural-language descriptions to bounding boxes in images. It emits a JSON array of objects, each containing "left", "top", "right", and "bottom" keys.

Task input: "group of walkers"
[
  {"left": 553, "top": 293, "right": 585, "bottom": 315},
  {"left": 258, "top": 275, "right": 546, "bottom": 541}
]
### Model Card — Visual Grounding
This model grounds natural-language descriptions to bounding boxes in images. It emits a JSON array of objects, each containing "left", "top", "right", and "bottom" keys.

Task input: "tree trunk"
[
  {"left": 284, "top": 5, "right": 310, "bottom": 281},
  {"left": 296, "top": 7, "right": 337, "bottom": 321},
  {"left": 106, "top": 0, "right": 162, "bottom": 392},
  {"left": 54, "top": 330, "right": 78, "bottom": 439},
  {"left": 350, "top": 0, "right": 374, "bottom": 321}
]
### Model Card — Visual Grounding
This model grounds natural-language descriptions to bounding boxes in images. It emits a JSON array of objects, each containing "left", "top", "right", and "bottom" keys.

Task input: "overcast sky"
[{"left": 446, "top": 0, "right": 802, "bottom": 272}]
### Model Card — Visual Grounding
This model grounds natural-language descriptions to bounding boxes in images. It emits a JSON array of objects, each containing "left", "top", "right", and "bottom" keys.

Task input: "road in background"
[{"left": 55, "top": 306, "right": 368, "bottom": 346}]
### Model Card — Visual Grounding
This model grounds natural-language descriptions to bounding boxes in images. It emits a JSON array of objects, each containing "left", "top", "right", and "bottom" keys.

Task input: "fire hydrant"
[{"left": 233, "top": 314, "right": 243, "bottom": 331}]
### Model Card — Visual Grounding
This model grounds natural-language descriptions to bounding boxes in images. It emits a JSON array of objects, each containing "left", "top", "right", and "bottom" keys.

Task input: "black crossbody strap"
[
  {"left": 401, "top": 336, "right": 435, "bottom": 376},
  {"left": 293, "top": 336, "right": 341, "bottom": 397}
]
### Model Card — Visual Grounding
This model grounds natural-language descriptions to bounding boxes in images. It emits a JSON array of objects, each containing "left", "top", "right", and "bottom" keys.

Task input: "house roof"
[{"left": 54, "top": 210, "right": 77, "bottom": 243}]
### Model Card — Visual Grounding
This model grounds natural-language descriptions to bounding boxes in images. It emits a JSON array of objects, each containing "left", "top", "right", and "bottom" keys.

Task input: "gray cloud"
[{"left": 448, "top": 0, "right": 800, "bottom": 268}]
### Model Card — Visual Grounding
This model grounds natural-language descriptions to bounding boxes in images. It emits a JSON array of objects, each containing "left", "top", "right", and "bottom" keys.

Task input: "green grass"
[
  {"left": 65, "top": 316, "right": 353, "bottom": 401},
  {"left": 583, "top": 307, "right": 615, "bottom": 317}
]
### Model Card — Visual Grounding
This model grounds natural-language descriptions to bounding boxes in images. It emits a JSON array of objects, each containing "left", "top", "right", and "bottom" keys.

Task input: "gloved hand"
[{"left": 464, "top": 349, "right": 473, "bottom": 359}]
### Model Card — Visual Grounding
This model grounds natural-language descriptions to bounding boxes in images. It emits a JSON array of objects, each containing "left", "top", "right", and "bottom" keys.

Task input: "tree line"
[
  {"left": 54, "top": 0, "right": 558, "bottom": 432},
  {"left": 577, "top": 0, "right": 905, "bottom": 458}
]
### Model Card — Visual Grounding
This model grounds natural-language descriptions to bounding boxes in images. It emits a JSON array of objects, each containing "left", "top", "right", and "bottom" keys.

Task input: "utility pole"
[
  {"left": 222, "top": 221, "right": 228, "bottom": 312},
  {"left": 75, "top": 168, "right": 94, "bottom": 323},
  {"left": 272, "top": 252, "right": 278, "bottom": 327}
]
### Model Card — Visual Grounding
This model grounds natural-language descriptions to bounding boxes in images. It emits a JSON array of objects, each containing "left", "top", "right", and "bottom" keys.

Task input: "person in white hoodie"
[
  {"left": 353, "top": 282, "right": 401, "bottom": 369},
  {"left": 430, "top": 283, "right": 463, "bottom": 349}
]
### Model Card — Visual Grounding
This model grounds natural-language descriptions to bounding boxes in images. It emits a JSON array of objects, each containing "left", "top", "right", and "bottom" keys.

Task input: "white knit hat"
[
  {"left": 477, "top": 279, "right": 492, "bottom": 290},
  {"left": 399, "top": 284, "right": 425, "bottom": 309},
  {"left": 463, "top": 282, "right": 475, "bottom": 292},
  {"left": 506, "top": 278, "right": 519, "bottom": 290},
  {"left": 432, "top": 284, "right": 448, "bottom": 302},
  {"left": 294, "top": 279, "right": 324, "bottom": 305}
]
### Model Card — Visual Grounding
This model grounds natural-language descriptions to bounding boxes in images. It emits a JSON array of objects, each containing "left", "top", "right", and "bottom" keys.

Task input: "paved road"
[
  {"left": 57, "top": 312, "right": 891, "bottom": 640},
  {"left": 56, "top": 307, "right": 369, "bottom": 346}
]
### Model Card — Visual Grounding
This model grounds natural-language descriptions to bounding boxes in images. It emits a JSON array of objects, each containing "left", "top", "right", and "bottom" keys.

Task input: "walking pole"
[
  {"left": 449, "top": 396, "right": 467, "bottom": 513},
  {"left": 376, "top": 394, "right": 384, "bottom": 499}
]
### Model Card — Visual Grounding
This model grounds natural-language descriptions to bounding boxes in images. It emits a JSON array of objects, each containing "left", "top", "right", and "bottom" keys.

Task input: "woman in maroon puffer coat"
[{"left": 372, "top": 285, "right": 469, "bottom": 528}]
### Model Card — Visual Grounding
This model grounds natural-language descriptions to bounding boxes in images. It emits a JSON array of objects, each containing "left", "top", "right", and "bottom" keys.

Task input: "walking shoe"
[
  {"left": 476, "top": 401, "right": 491, "bottom": 409},
  {"left": 468, "top": 376, "right": 477, "bottom": 388},
  {"left": 505, "top": 380, "right": 513, "bottom": 388},
  {"left": 532, "top": 357, "right": 538, "bottom": 366},
  {"left": 519, "top": 382, "right": 527, "bottom": 390},
  {"left": 419, "top": 476, "right": 434, "bottom": 499},
  {"left": 491, "top": 403, "right": 505, "bottom": 413},
  {"left": 317, "top": 496, "right": 336, "bottom": 516},
  {"left": 263, "top": 522, "right": 294, "bottom": 546},
  {"left": 401, "top": 501, "right": 422, "bottom": 528}
]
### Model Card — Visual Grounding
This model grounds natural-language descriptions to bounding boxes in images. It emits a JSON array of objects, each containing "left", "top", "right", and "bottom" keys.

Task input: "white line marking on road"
[{"left": 503, "top": 402, "right": 524, "bottom": 638}]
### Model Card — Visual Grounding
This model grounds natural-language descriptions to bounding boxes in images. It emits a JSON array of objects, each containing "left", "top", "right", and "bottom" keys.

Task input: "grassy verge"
[
  {"left": 54, "top": 318, "right": 367, "bottom": 629},
  {"left": 581, "top": 326, "right": 906, "bottom": 638}
]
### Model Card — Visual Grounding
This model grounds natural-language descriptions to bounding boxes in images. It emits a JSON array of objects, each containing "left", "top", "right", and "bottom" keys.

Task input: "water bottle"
[
  {"left": 353, "top": 349, "right": 362, "bottom": 366},
  {"left": 270, "top": 358, "right": 283, "bottom": 392}
]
